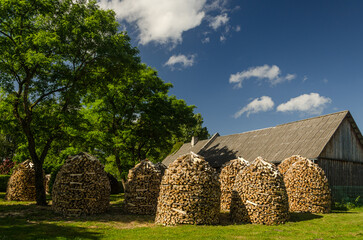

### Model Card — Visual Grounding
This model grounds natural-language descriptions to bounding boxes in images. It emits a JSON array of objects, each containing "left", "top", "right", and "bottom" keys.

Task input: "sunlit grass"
[{"left": 1, "top": 192, "right": 362, "bottom": 240}]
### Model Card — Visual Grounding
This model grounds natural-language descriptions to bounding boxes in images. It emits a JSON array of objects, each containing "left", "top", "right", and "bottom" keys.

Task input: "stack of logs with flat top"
[
  {"left": 124, "top": 159, "right": 166, "bottom": 215},
  {"left": 155, "top": 152, "right": 221, "bottom": 225},
  {"left": 219, "top": 157, "right": 249, "bottom": 211},
  {"left": 231, "top": 157, "right": 289, "bottom": 225},
  {"left": 6, "top": 160, "right": 44, "bottom": 201},
  {"left": 52, "top": 152, "right": 110, "bottom": 216},
  {"left": 282, "top": 156, "right": 331, "bottom": 213}
]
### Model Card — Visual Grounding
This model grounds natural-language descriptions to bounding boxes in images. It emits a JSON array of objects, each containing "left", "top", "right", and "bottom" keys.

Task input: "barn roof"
[{"left": 163, "top": 110, "right": 362, "bottom": 168}]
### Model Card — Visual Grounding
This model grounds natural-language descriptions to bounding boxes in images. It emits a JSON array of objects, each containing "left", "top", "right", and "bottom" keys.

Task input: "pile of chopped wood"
[
  {"left": 219, "top": 157, "right": 249, "bottom": 211},
  {"left": 155, "top": 152, "right": 221, "bottom": 225},
  {"left": 284, "top": 158, "right": 331, "bottom": 213},
  {"left": 231, "top": 157, "right": 289, "bottom": 225},
  {"left": 124, "top": 159, "right": 166, "bottom": 215},
  {"left": 278, "top": 155, "right": 304, "bottom": 175},
  {"left": 52, "top": 152, "right": 110, "bottom": 216},
  {"left": 6, "top": 160, "right": 42, "bottom": 201}
]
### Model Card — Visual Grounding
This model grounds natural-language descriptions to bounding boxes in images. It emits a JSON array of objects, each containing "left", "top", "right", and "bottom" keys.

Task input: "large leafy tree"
[
  {"left": 0, "top": 0, "right": 139, "bottom": 205},
  {"left": 82, "top": 65, "right": 209, "bottom": 183}
]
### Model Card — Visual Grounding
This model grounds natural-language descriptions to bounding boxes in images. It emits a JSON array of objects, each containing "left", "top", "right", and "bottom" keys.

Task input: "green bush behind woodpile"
[{"left": 0, "top": 175, "right": 10, "bottom": 192}]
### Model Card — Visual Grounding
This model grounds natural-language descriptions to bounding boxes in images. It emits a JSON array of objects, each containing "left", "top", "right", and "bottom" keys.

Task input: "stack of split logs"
[
  {"left": 52, "top": 152, "right": 110, "bottom": 216},
  {"left": 231, "top": 157, "right": 289, "bottom": 225},
  {"left": 282, "top": 156, "right": 331, "bottom": 213},
  {"left": 278, "top": 155, "right": 303, "bottom": 175},
  {"left": 124, "top": 159, "right": 166, "bottom": 215},
  {"left": 155, "top": 152, "right": 220, "bottom": 225},
  {"left": 219, "top": 157, "right": 249, "bottom": 211},
  {"left": 6, "top": 160, "right": 42, "bottom": 201}
]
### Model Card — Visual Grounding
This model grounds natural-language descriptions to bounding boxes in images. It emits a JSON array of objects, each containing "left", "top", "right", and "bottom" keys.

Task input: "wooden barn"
[{"left": 163, "top": 110, "right": 363, "bottom": 202}]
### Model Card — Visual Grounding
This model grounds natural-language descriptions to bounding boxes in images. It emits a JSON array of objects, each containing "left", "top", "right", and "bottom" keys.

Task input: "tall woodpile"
[
  {"left": 52, "top": 152, "right": 110, "bottom": 216},
  {"left": 278, "top": 155, "right": 303, "bottom": 175},
  {"left": 231, "top": 157, "right": 289, "bottom": 225},
  {"left": 155, "top": 152, "right": 220, "bottom": 225},
  {"left": 124, "top": 159, "right": 166, "bottom": 215},
  {"left": 6, "top": 160, "right": 44, "bottom": 201},
  {"left": 219, "top": 157, "right": 249, "bottom": 211},
  {"left": 284, "top": 157, "right": 331, "bottom": 213}
]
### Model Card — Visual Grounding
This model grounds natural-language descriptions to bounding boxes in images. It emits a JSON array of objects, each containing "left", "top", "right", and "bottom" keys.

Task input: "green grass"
[{"left": 1, "top": 192, "right": 362, "bottom": 240}]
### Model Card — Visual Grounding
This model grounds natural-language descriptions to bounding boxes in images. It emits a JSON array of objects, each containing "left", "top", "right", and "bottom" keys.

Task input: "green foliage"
[
  {"left": 0, "top": 175, "right": 10, "bottom": 192},
  {"left": 0, "top": 159, "right": 14, "bottom": 175},
  {"left": 333, "top": 196, "right": 362, "bottom": 210}
]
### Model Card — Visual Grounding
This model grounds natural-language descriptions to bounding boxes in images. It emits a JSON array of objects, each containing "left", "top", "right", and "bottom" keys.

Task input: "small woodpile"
[
  {"left": 284, "top": 158, "right": 331, "bottom": 213},
  {"left": 6, "top": 160, "right": 42, "bottom": 201},
  {"left": 124, "top": 159, "right": 166, "bottom": 215},
  {"left": 107, "top": 173, "right": 122, "bottom": 194},
  {"left": 231, "top": 157, "right": 289, "bottom": 225},
  {"left": 278, "top": 155, "right": 304, "bottom": 175},
  {"left": 52, "top": 152, "right": 111, "bottom": 216},
  {"left": 155, "top": 152, "right": 220, "bottom": 225},
  {"left": 219, "top": 157, "right": 249, "bottom": 211}
]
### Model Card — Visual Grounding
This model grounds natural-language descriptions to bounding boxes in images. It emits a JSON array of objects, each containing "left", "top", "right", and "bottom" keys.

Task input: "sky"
[{"left": 98, "top": 0, "right": 363, "bottom": 136}]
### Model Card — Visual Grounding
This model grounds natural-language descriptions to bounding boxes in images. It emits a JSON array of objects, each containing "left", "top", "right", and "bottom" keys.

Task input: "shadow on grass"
[
  {"left": 0, "top": 218, "right": 101, "bottom": 240},
  {"left": 289, "top": 212, "right": 323, "bottom": 222}
]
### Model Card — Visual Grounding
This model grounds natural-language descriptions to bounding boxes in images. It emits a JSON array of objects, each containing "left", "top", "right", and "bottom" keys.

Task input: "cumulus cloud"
[
  {"left": 277, "top": 93, "right": 332, "bottom": 115},
  {"left": 98, "top": 0, "right": 207, "bottom": 45},
  {"left": 164, "top": 54, "right": 196, "bottom": 68},
  {"left": 234, "top": 96, "right": 275, "bottom": 118},
  {"left": 229, "top": 65, "right": 296, "bottom": 88},
  {"left": 209, "top": 13, "right": 229, "bottom": 30}
]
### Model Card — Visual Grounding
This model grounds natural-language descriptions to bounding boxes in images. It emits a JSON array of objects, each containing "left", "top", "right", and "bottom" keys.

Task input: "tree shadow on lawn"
[
  {"left": 0, "top": 218, "right": 102, "bottom": 240},
  {"left": 288, "top": 212, "right": 323, "bottom": 222}
]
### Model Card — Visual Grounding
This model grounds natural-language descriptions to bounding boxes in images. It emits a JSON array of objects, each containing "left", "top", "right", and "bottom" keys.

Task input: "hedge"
[{"left": 0, "top": 175, "right": 10, "bottom": 192}]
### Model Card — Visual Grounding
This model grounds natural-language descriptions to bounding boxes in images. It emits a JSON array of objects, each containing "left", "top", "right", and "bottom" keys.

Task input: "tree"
[
  {"left": 82, "top": 65, "right": 209, "bottom": 184},
  {"left": 0, "top": 0, "right": 139, "bottom": 205}
]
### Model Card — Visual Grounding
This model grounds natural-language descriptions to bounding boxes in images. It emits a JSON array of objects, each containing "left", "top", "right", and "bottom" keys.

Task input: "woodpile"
[
  {"left": 6, "top": 160, "right": 43, "bottom": 201},
  {"left": 284, "top": 157, "right": 331, "bottom": 213},
  {"left": 155, "top": 152, "right": 220, "bottom": 225},
  {"left": 278, "top": 155, "right": 303, "bottom": 175},
  {"left": 219, "top": 157, "right": 249, "bottom": 211},
  {"left": 52, "top": 152, "right": 110, "bottom": 216},
  {"left": 231, "top": 157, "right": 289, "bottom": 225},
  {"left": 107, "top": 173, "right": 122, "bottom": 194},
  {"left": 124, "top": 159, "right": 166, "bottom": 215}
]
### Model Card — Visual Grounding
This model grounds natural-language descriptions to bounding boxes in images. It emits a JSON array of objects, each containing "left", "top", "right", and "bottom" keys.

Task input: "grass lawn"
[{"left": 0, "top": 192, "right": 362, "bottom": 240}]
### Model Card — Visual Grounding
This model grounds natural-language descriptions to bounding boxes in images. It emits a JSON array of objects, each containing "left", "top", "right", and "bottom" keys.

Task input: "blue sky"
[{"left": 98, "top": 0, "right": 363, "bottom": 136}]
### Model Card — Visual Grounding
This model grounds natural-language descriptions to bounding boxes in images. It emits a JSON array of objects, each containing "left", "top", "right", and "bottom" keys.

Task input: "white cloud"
[
  {"left": 229, "top": 65, "right": 296, "bottom": 88},
  {"left": 220, "top": 35, "right": 226, "bottom": 42},
  {"left": 323, "top": 78, "right": 329, "bottom": 83},
  {"left": 202, "top": 37, "right": 210, "bottom": 43},
  {"left": 303, "top": 75, "right": 308, "bottom": 82},
  {"left": 277, "top": 93, "right": 332, "bottom": 115},
  {"left": 209, "top": 13, "right": 229, "bottom": 30},
  {"left": 98, "top": 0, "right": 207, "bottom": 45},
  {"left": 164, "top": 54, "right": 195, "bottom": 68},
  {"left": 234, "top": 96, "right": 275, "bottom": 118},
  {"left": 235, "top": 25, "right": 241, "bottom": 32}
]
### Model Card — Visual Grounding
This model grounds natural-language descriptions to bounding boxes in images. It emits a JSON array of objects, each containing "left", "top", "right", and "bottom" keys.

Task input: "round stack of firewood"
[
  {"left": 231, "top": 157, "right": 289, "bottom": 225},
  {"left": 155, "top": 152, "right": 221, "bottom": 225},
  {"left": 6, "top": 160, "right": 42, "bottom": 201},
  {"left": 52, "top": 152, "right": 111, "bottom": 216},
  {"left": 124, "top": 159, "right": 167, "bottom": 215},
  {"left": 278, "top": 155, "right": 303, "bottom": 175},
  {"left": 219, "top": 157, "right": 249, "bottom": 211},
  {"left": 284, "top": 158, "right": 331, "bottom": 213}
]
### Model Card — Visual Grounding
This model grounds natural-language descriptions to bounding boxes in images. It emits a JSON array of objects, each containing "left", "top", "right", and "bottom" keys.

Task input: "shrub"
[
  {"left": 0, "top": 159, "right": 15, "bottom": 175},
  {"left": 0, "top": 175, "right": 11, "bottom": 192}
]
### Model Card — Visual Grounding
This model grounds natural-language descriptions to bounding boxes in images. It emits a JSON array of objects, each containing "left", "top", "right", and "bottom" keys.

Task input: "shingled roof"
[{"left": 163, "top": 110, "right": 362, "bottom": 168}]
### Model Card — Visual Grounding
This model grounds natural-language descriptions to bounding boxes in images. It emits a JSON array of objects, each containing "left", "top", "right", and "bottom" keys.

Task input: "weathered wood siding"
[
  {"left": 318, "top": 118, "right": 363, "bottom": 187},
  {"left": 320, "top": 118, "right": 363, "bottom": 163}
]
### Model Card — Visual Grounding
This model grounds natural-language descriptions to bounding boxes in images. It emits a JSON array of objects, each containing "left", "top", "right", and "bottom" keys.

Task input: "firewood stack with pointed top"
[
  {"left": 155, "top": 152, "right": 221, "bottom": 225},
  {"left": 278, "top": 155, "right": 304, "bottom": 175},
  {"left": 124, "top": 160, "right": 166, "bottom": 215},
  {"left": 284, "top": 157, "right": 331, "bottom": 213},
  {"left": 231, "top": 157, "right": 289, "bottom": 225},
  {"left": 6, "top": 160, "right": 44, "bottom": 201},
  {"left": 52, "top": 152, "right": 110, "bottom": 216},
  {"left": 219, "top": 157, "right": 249, "bottom": 211}
]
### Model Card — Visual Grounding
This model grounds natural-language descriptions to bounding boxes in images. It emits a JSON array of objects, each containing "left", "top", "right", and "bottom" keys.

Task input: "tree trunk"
[{"left": 114, "top": 151, "right": 126, "bottom": 191}]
